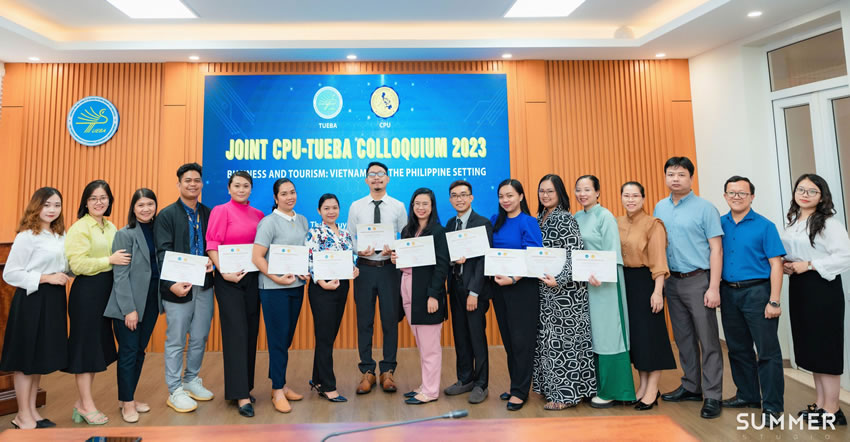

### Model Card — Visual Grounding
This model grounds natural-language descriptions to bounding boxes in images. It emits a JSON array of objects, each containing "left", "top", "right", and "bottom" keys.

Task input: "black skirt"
[
  {"left": 0, "top": 284, "right": 68, "bottom": 374},
  {"left": 624, "top": 267, "right": 676, "bottom": 372},
  {"left": 789, "top": 272, "right": 845, "bottom": 375},
  {"left": 64, "top": 271, "right": 118, "bottom": 374}
]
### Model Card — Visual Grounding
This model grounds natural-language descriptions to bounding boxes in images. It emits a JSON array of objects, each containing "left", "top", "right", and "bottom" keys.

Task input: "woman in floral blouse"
[{"left": 305, "top": 193, "right": 359, "bottom": 402}]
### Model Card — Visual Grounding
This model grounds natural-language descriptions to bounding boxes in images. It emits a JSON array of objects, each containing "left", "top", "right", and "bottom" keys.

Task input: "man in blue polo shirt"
[
  {"left": 718, "top": 176, "right": 786, "bottom": 422},
  {"left": 654, "top": 156, "right": 724, "bottom": 419}
]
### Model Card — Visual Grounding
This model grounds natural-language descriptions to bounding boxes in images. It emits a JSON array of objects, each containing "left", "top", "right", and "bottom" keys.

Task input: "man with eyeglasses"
[
  {"left": 347, "top": 161, "right": 407, "bottom": 394},
  {"left": 154, "top": 162, "right": 216, "bottom": 413},
  {"left": 653, "top": 156, "right": 725, "bottom": 419},
  {"left": 718, "top": 176, "right": 786, "bottom": 423},
  {"left": 443, "top": 180, "right": 493, "bottom": 404}
]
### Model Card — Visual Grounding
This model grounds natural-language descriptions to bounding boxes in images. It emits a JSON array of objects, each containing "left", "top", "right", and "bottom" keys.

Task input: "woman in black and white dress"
[
  {"left": 1, "top": 187, "right": 70, "bottom": 429},
  {"left": 532, "top": 174, "right": 596, "bottom": 409}
]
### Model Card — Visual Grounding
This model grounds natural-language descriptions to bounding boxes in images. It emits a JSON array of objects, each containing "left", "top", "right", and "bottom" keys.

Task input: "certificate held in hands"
[
  {"left": 572, "top": 250, "right": 617, "bottom": 282},
  {"left": 394, "top": 236, "right": 436, "bottom": 268},
  {"left": 525, "top": 247, "right": 567, "bottom": 278},
  {"left": 217, "top": 244, "right": 259, "bottom": 273},
  {"left": 484, "top": 248, "right": 527, "bottom": 277},
  {"left": 355, "top": 224, "right": 395, "bottom": 251},
  {"left": 267, "top": 245, "right": 309, "bottom": 275},
  {"left": 445, "top": 226, "right": 490, "bottom": 262},
  {"left": 313, "top": 250, "right": 354, "bottom": 280},
  {"left": 161, "top": 251, "right": 208, "bottom": 286}
]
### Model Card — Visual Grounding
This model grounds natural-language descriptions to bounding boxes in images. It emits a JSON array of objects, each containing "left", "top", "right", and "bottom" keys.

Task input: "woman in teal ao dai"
[{"left": 573, "top": 175, "right": 635, "bottom": 407}]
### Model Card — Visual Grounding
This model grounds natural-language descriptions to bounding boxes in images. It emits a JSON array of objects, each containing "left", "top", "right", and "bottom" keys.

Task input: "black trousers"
[
  {"left": 354, "top": 262, "right": 400, "bottom": 374},
  {"left": 448, "top": 275, "right": 489, "bottom": 388},
  {"left": 214, "top": 272, "right": 260, "bottom": 400},
  {"left": 492, "top": 278, "right": 539, "bottom": 401},
  {"left": 112, "top": 280, "right": 159, "bottom": 402},
  {"left": 309, "top": 280, "right": 349, "bottom": 392}
]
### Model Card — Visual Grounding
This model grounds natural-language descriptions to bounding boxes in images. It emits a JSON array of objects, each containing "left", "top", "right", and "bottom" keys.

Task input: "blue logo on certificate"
[{"left": 67, "top": 96, "right": 119, "bottom": 146}]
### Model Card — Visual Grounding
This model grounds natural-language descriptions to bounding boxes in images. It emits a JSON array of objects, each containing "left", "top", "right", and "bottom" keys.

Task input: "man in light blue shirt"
[{"left": 653, "top": 157, "right": 724, "bottom": 419}]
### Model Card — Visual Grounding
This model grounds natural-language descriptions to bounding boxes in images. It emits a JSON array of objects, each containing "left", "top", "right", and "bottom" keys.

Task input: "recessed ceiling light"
[
  {"left": 106, "top": 0, "right": 196, "bottom": 19},
  {"left": 505, "top": 0, "right": 585, "bottom": 18},
  {"left": 502, "top": 53, "right": 513, "bottom": 59},
  {"left": 28, "top": 56, "right": 40, "bottom": 61},
  {"left": 747, "top": 11, "right": 763, "bottom": 18},
  {"left": 655, "top": 53, "right": 666, "bottom": 58},
  {"left": 188, "top": 55, "right": 200, "bottom": 61},
  {"left": 346, "top": 54, "right": 357, "bottom": 60}
]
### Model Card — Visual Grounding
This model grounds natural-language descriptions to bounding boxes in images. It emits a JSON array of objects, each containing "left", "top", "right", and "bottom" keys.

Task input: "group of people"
[{"left": 1, "top": 157, "right": 848, "bottom": 429}]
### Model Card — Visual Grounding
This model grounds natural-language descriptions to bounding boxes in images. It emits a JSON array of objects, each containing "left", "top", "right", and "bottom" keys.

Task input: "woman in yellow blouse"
[
  {"left": 64, "top": 180, "right": 130, "bottom": 425},
  {"left": 617, "top": 181, "right": 676, "bottom": 410}
]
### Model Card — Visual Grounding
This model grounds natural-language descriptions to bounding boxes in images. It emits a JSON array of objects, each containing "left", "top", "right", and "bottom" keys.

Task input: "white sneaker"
[
  {"left": 166, "top": 387, "right": 198, "bottom": 413},
  {"left": 183, "top": 377, "right": 214, "bottom": 401}
]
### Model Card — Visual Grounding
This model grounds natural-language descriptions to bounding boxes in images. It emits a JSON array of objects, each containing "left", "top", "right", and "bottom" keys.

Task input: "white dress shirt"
[
  {"left": 781, "top": 217, "right": 850, "bottom": 281},
  {"left": 3, "top": 229, "right": 68, "bottom": 295},
  {"left": 347, "top": 193, "right": 407, "bottom": 261}
]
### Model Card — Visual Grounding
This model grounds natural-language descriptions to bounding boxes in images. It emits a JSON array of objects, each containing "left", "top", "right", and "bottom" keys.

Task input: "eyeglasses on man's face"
[
  {"left": 724, "top": 191, "right": 751, "bottom": 199},
  {"left": 450, "top": 192, "right": 471, "bottom": 200},
  {"left": 367, "top": 172, "right": 387, "bottom": 178}
]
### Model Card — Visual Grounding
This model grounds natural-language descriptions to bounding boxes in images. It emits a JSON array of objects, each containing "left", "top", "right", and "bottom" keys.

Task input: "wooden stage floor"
[{"left": 0, "top": 347, "right": 846, "bottom": 441}]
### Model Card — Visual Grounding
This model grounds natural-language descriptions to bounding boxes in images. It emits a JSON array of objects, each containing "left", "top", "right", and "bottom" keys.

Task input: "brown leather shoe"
[
  {"left": 356, "top": 372, "right": 376, "bottom": 394},
  {"left": 283, "top": 387, "right": 303, "bottom": 401},
  {"left": 379, "top": 371, "right": 397, "bottom": 393}
]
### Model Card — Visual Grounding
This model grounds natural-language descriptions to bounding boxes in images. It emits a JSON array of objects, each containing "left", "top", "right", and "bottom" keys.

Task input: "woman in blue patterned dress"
[{"left": 305, "top": 193, "right": 359, "bottom": 402}]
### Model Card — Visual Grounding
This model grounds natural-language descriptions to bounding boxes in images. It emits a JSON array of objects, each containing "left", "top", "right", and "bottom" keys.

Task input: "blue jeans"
[
  {"left": 720, "top": 281, "right": 784, "bottom": 412},
  {"left": 260, "top": 287, "right": 304, "bottom": 389}
]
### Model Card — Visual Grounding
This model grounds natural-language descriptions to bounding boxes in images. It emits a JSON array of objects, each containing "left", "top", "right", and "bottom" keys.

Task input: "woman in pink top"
[{"left": 206, "top": 171, "right": 265, "bottom": 418}]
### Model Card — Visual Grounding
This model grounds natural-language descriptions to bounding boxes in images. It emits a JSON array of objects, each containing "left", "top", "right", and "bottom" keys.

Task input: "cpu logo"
[
  {"left": 67, "top": 96, "right": 119, "bottom": 146},
  {"left": 370, "top": 86, "right": 399, "bottom": 118},
  {"left": 313, "top": 86, "right": 343, "bottom": 119}
]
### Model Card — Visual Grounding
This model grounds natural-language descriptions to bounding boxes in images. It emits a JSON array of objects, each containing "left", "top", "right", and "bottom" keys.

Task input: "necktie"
[
  {"left": 454, "top": 218, "right": 463, "bottom": 277},
  {"left": 373, "top": 200, "right": 382, "bottom": 223}
]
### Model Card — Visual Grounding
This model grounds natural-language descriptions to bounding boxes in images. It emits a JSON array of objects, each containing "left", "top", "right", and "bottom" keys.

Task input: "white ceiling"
[{"left": 0, "top": 0, "right": 841, "bottom": 63}]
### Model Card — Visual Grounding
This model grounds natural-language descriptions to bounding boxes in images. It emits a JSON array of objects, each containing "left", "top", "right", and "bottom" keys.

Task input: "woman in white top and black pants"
[
  {"left": 781, "top": 174, "right": 850, "bottom": 426},
  {"left": 0, "top": 188, "right": 71, "bottom": 429}
]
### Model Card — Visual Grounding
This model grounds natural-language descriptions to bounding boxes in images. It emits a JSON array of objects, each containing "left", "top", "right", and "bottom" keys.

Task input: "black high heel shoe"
[
  {"left": 310, "top": 380, "right": 348, "bottom": 403},
  {"left": 634, "top": 392, "right": 661, "bottom": 411}
]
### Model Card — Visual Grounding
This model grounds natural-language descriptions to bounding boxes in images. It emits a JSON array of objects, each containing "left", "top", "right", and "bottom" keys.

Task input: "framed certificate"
[
  {"left": 161, "top": 251, "right": 208, "bottom": 286},
  {"left": 394, "top": 235, "right": 436, "bottom": 268},
  {"left": 572, "top": 250, "right": 617, "bottom": 282},
  {"left": 313, "top": 250, "right": 355, "bottom": 280},
  {"left": 267, "top": 245, "right": 309, "bottom": 275},
  {"left": 484, "top": 248, "right": 527, "bottom": 277},
  {"left": 355, "top": 223, "right": 395, "bottom": 251},
  {"left": 445, "top": 226, "right": 490, "bottom": 261},
  {"left": 525, "top": 247, "right": 567, "bottom": 278},
  {"left": 217, "top": 244, "right": 259, "bottom": 273}
]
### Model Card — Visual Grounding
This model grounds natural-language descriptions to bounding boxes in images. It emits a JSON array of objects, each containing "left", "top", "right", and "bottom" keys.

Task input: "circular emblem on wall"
[
  {"left": 370, "top": 86, "right": 399, "bottom": 119},
  {"left": 67, "top": 96, "right": 119, "bottom": 146},
  {"left": 313, "top": 86, "right": 343, "bottom": 119}
]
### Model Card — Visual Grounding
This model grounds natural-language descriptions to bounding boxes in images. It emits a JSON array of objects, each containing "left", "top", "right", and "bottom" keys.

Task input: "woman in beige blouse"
[{"left": 618, "top": 181, "right": 676, "bottom": 410}]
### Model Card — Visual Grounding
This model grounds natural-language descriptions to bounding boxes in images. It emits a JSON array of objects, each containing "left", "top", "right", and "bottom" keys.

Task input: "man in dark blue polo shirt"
[{"left": 718, "top": 176, "right": 786, "bottom": 421}]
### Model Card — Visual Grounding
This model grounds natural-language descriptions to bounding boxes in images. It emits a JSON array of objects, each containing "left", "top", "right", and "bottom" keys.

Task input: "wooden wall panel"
[{"left": 0, "top": 58, "right": 695, "bottom": 352}]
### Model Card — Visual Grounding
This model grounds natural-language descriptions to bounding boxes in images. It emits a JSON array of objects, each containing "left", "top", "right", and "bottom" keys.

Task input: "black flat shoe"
[
  {"left": 506, "top": 401, "right": 524, "bottom": 411},
  {"left": 722, "top": 396, "right": 761, "bottom": 408},
  {"left": 35, "top": 419, "right": 56, "bottom": 428},
  {"left": 403, "top": 391, "right": 418, "bottom": 398},
  {"left": 405, "top": 396, "right": 436, "bottom": 405},
  {"left": 700, "top": 399, "right": 722, "bottom": 419},
  {"left": 662, "top": 385, "right": 703, "bottom": 402},
  {"left": 238, "top": 403, "right": 254, "bottom": 417},
  {"left": 500, "top": 392, "right": 510, "bottom": 401}
]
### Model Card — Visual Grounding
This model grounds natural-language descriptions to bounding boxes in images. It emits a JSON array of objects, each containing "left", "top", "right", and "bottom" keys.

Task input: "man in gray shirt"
[{"left": 347, "top": 161, "right": 407, "bottom": 394}]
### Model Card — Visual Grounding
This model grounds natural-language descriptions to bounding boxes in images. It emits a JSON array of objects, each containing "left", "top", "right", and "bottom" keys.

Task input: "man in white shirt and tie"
[{"left": 347, "top": 161, "right": 407, "bottom": 394}]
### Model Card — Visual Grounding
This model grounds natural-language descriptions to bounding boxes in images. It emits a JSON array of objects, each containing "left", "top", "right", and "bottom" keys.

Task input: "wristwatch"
[
  {"left": 807, "top": 261, "right": 813, "bottom": 271},
  {"left": 768, "top": 301, "right": 780, "bottom": 308}
]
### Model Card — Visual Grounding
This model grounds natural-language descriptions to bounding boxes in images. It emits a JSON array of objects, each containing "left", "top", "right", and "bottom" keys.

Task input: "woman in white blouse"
[
  {"left": 781, "top": 174, "right": 850, "bottom": 426},
  {"left": 0, "top": 188, "right": 71, "bottom": 429}
]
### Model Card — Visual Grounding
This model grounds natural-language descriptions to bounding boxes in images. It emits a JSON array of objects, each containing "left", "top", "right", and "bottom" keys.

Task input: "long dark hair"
[
  {"left": 401, "top": 188, "right": 440, "bottom": 238},
  {"left": 77, "top": 180, "right": 114, "bottom": 219},
  {"left": 127, "top": 188, "right": 158, "bottom": 228},
  {"left": 537, "top": 174, "right": 570, "bottom": 215},
  {"left": 272, "top": 178, "right": 295, "bottom": 210},
  {"left": 494, "top": 179, "right": 530, "bottom": 232},
  {"left": 786, "top": 173, "right": 836, "bottom": 247},
  {"left": 17, "top": 187, "right": 64, "bottom": 235}
]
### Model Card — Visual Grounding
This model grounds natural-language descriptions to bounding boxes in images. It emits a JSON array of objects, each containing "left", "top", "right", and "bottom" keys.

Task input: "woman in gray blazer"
[{"left": 104, "top": 188, "right": 160, "bottom": 423}]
